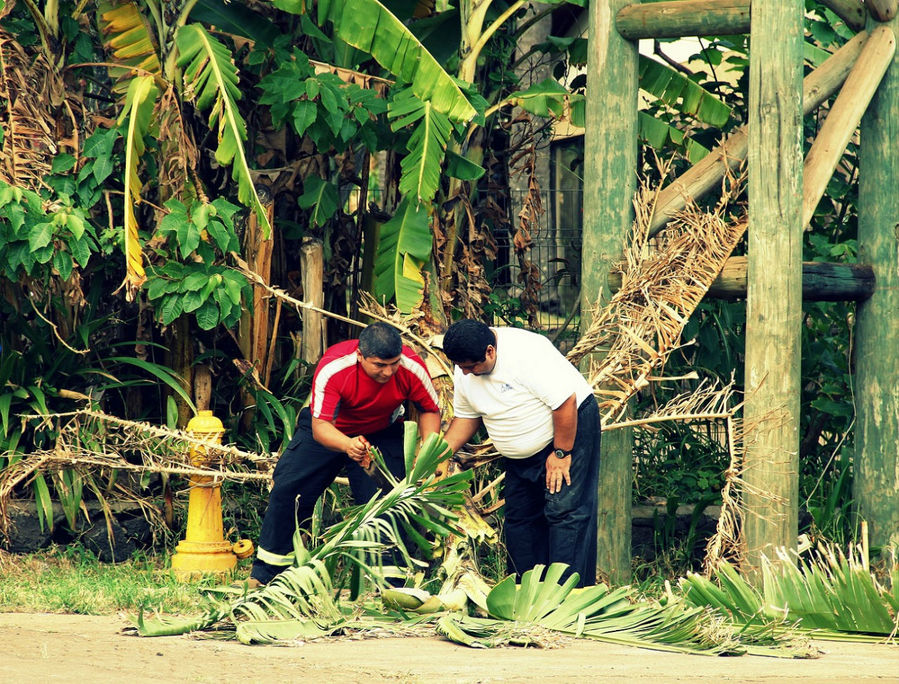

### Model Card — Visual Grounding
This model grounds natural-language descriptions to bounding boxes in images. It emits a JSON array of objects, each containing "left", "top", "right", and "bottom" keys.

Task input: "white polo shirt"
[{"left": 452, "top": 327, "right": 593, "bottom": 458}]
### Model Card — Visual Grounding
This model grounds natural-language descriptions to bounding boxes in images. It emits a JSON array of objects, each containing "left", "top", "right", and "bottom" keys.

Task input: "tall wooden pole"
[
  {"left": 855, "top": 16, "right": 899, "bottom": 552},
  {"left": 582, "top": 0, "right": 639, "bottom": 585},
  {"left": 742, "top": 0, "right": 804, "bottom": 574}
]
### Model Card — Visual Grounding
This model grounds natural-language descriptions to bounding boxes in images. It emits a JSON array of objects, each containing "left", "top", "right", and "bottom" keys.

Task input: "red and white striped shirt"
[{"left": 310, "top": 340, "right": 440, "bottom": 435}]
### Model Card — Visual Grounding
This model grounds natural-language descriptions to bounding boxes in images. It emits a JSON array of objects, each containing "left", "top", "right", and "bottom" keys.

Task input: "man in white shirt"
[{"left": 441, "top": 319, "right": 602, "bottom": 587}]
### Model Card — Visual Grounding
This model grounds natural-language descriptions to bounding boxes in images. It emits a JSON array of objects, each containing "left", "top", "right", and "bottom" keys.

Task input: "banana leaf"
[
  {"left": 116, "top": 76, "right": 157, "bottom": 300},
  {"left": 372, "top": 198, "right": 431, "bottom": 312},
  {"left": 175, "top": 24, "right": 272, "bottom": 238}
]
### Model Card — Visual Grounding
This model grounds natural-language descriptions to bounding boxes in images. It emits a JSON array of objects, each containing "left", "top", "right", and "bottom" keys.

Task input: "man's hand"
[
  {"left": 545, "top": 452, "right": 572, "bottom": 494},
  {"left": 346, "top": 435, "right": 372, "bottom": 463}
]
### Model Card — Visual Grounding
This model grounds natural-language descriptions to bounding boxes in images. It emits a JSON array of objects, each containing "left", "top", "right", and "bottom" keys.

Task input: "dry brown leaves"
[{"left": 0, "top": 29, "right": 63, "bottom": 191}]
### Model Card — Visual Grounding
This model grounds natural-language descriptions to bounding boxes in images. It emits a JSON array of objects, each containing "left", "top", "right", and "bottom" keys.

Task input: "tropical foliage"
[{"left": 0, "top": 1, "right": 884, "bottom": 648}]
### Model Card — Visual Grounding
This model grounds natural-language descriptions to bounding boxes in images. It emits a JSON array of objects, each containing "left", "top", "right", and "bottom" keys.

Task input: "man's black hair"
[
  {"left": 442, "top": 319, "right": 494, "bottom": 364},
  {"left": 358, "top": 321, "right": 403, "bottom": 359}
]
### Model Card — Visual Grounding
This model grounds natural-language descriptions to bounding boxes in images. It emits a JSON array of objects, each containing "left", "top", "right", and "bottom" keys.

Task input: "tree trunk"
[
  {"left": 167, "top": 315, "right": 194, "bottom": 428},
  {"left": 583, "top": 0, "right": 639, "bottom": 586},
  {"left": 742, "top": 0, "right": 804, "bottom": 577},
  {"left": 855, "top": 14, "right": 899, "bottom": 552},
  {"left": 238, "top": 185, "right": 274, "bottom": 430}
]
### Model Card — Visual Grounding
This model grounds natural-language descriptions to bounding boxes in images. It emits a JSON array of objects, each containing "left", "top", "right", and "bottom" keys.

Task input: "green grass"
[{"left": 0, "top": 545, "right": 253, "bottom": 615}]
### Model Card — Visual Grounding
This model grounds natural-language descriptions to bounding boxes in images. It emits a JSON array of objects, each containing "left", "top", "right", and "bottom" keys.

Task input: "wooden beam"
[
  {"left": 855, "top": 13, "right": 899, "bottom": 552},
  {"left": 742, "top": 0, "right": 804, "bottom": 576},
  {"left": 803, "top": 26, "right": 897, "bottom": 228},
  {"left": 608, "top": 258, "right": 875, "bottom": 301},
  {"left": 648, "top": 30, "right": 868, "bottom": 237},
  {"left": 866, "top": 0, "right": 898, "bottom": 22},
  {"left": 582, "top": 0, "right": 639, "bottom": 586},
  {"left": 616, "top": 0, "right": 750, "bottom": 40},
  {"left": 819, "top": 0, "right": 867, "bottom": 31}
]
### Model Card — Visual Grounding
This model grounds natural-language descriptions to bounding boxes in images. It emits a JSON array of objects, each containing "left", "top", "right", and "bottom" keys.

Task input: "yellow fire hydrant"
[{"left": 171, "top": 410, "right": 237, "bottom": 579}]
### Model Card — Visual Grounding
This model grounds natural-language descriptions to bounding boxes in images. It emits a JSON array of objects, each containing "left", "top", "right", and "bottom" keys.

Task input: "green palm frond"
[
  {"left": 441, "top": 563, "right": 743, "bottom": 655},
  {"left": 639, "top": 112, "right": 710, "bottom": 163},
  {"left": 683, "top": 542, "right": 899, "bottom": 640},
  {"left": 762, "top": 544, "right": 897, "bottom": 636},
  {"left": 175, "top": 24, "right": 272, "bottom": 238},
  {"left": 117, "top": 75, "right": 158, "bottom": 300},
  {"left": 372, "top": 198, "right": 433, "bottom": 312},
  {"left": 506, "top": 78, "right": 569, "bottom": 119},
  {"left": 639, "top": 55, "right": 732, "bottom": 128},
  {"left": 136, "top": 425, "right": 470, "bottom": 639}
]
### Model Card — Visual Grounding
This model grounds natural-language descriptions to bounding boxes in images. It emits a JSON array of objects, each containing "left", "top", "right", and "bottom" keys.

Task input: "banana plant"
[
  {"left": 292, "top": 0, "right": 732, "bottom": 314},
  {"left": 97, "top": 0, "right": 272, "bottom": 300}
]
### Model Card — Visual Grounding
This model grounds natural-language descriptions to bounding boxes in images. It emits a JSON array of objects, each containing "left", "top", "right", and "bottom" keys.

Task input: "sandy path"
[{"left": 1, "top": 612, "right": 897, "bottom": 683}]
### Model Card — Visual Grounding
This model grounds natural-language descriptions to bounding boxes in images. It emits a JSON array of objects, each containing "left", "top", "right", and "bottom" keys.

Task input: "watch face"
[{"left": 553, "top": 449, "right": 566, "bottom": 459}]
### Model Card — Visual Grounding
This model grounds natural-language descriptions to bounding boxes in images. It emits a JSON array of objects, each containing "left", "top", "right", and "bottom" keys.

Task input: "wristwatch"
[{"left": 552, "top": 448, "right": 571, "bottom": 459}]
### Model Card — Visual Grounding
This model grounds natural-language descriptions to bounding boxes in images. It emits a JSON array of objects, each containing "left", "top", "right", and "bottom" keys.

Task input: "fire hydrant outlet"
[{"left": 232, "top": 539, "right": 255, "bottom": 559}]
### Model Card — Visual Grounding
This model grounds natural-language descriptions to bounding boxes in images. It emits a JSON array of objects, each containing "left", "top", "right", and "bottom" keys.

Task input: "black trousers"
[
  {"left": 251, "top": 408, "right": 406, "bottom": 584},
  {"left": 501, "top": 394, "right": 602, "bottom": 588}
]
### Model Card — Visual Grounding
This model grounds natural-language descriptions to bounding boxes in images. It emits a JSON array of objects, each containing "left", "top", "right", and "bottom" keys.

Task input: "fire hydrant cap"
[{"left": 187, "top": 410, "right": 225, "bottom": 435}]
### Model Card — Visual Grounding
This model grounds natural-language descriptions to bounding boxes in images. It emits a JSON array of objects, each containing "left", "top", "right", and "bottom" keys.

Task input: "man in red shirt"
[{"left": 250, "top": 322, "right": 441, "bottom": 586}]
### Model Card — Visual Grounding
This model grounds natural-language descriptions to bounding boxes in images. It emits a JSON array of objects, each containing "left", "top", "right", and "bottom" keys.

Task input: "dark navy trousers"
[
  {"left": 501, "top": 394, "right": 601, "bottom": 587},
  {"left": 251, "top": 408, "right": 406, "bottom": 584}
]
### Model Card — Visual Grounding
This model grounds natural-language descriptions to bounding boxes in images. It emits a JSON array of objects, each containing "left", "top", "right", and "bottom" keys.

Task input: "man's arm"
[
  {"left": 417, "top": 410, "right": 441, "bottom": 440},
  {"left": 443, "top": 416, "right": 482, "bottom": 453},
  {"left": 311, "top": 416, "right": 370, "bottom": 462},
  {"left": 546, "top": 394, "right": 577, "bottom": 494}
]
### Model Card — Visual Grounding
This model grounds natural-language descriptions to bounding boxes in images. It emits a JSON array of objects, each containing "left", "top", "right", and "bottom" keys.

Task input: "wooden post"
[
  {"left": 616, "top": 0, "right": 750, "bottom": 40},
  {"left": 649, "top": 31, "right": 868, "bottom": 236},
  {"left": 608, "top": 258, "right": 875, "bottom": 301},
  {"left": 866, "top": 0, "right": 898, "bottom": 22},
  {"left": 855, "top": 16, "right": 899, "bottom": 551},
  {"left": 819, "top": 0, "right": 867, "bottom": 31},
  {"left": 582, "top": 0, "right": 639, "bottom": 585},
  {"left": 802, "top": 27, "right": 896, "bottom": 228},
  {"left": 300, "top": 237, "right": 326, "bottom": 364},
  {"left": 742, "top": 0, "right": 804, "bottom": 575}
]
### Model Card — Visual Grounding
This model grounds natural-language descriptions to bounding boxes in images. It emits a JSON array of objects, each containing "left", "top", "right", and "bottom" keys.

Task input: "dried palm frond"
[
  {"left": 0, "top": 29, "right": 60, "bottom": 190},
  {"left": 567, "top": 172, "right": 747, "bottom": 426},
  {"left": 703, "top": 409, "right": 790, "bottom": 572},
  {"left": 605, "top": 376, "right": 742, "bottom": 431},
  {"left": 0, "top": 408, "right": 274, "bottom": 536}
]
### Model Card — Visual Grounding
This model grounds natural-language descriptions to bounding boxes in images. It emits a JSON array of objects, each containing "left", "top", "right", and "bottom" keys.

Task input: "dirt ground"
[{"left": 1, "top": 613, "right": 897, "bottom": 683}]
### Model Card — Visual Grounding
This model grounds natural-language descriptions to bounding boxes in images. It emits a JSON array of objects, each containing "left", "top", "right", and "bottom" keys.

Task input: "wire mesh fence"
[{"left": 490, "top": 188, "right": 583, "bottom": 341}]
